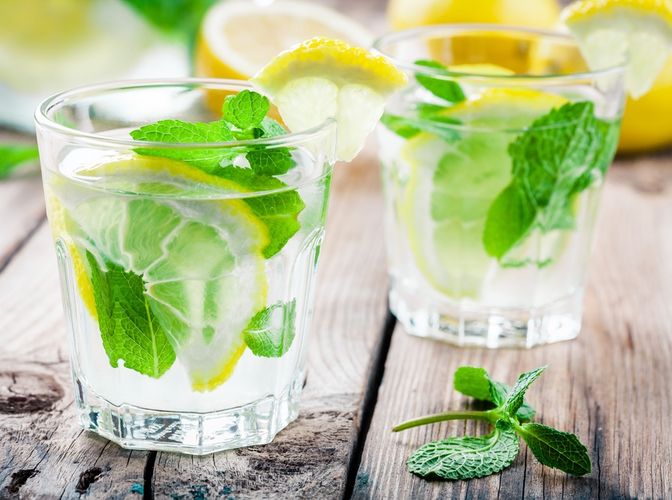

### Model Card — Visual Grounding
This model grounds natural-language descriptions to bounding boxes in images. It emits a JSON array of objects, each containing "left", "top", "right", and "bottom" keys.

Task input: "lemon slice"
[
  {"left": 196, "top": 0, "right": 372, "bottom": 80},
  {"left": 49, "top": 156, "right": 269, "bottom": 391},
  {"left": 440, "top": 88, "right": 568, "bottom": 129},
  {"left": 252, "top": 37, "right": 407, "bottom": 161},
  {"left": 562, "top": 0, "right": 672, "bottom": 98},
  {"left": 400, "top": 89, "right": 567, "bottom": 297}
]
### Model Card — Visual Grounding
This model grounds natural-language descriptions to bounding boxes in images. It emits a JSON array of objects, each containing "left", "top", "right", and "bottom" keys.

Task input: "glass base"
[
  {"left": 389, "top": 281, "right": 583, "bottom": 348},
  {"left": 73, "top": 375, "right": 302, "bottom": 455}
]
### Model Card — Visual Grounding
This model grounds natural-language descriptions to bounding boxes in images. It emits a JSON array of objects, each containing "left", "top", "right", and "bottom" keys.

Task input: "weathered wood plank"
[
  {"left": 354, "top": 156, "right": 672, "bottom": 499},
  {"left": 0, "top": 226, "right": 149, "bottom": 499},
  {"left": 149, "top": 147, "right": 391, "bottom": 499}
]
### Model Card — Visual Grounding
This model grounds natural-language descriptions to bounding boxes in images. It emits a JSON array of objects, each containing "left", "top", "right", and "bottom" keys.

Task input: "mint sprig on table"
[
  {"left": 394, "top": 365, "right": 591, "bottom": 480},
  {"left": 131, "top": 89, "right": 303, "bottom": 259},
  {"left": 483, "top": 101, "right": 619, "bottom": 259}
]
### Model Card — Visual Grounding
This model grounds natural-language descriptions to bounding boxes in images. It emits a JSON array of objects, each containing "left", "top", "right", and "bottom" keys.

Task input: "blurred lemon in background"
[
  {"left": 196, "top": 0, "right": 372, "bottom": 80},
  {"left": 387, "top": 0, "right": 560, "bottom": 30}
]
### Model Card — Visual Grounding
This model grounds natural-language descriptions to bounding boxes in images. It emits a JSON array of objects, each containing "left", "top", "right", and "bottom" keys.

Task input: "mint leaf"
[
  {"left": 407, "top": 420, "right": 519, "bottom": 480},
  {"left": 483, "top": 183, "right": 536, "bottom": 259},
  {"left": 517, "top": 423, "right": 591, "bottom": 476},
  {"left": 0, "top": 144, "right": 39, "bottom": 179},
  {"left": 223, "top": 90, "right": 270, "bottom": 130},
  {"left": 453, "top": 366, "right": 536, "bottom": 422},
  {"left": 246, "top": 148, "right": 294, "bottom": 176},
  {"left": 258, "top": 117, "right": 287, "bottom": 138},
  {"left": 87, "top": 252, "right": 176, "bottom": 378},
  {"left": 244, "top": 300, "right": 296, "bottom": 357},
  {"left": 483, "top": 102, "right": 617, "bottom": 259},
  {"left": 453, "top": 366, "right": 492, "bottom": 401},
  {"left": 503, "top": 366, "right": 546, "bottom": 416},
  {"left": 215, "top": 167, "right": 305, "bottom": 258},
  {"left": 131, "top": 119, "right": 236, "bottom": 171},
  {"left": 380, "top": 113, "right": 421, "bottom": 139},
  {"left": 415, "top": 59, "right": 466, "bottom": 103}
]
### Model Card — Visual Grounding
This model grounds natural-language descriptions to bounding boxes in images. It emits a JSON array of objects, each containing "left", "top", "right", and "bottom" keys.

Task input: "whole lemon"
[
  {"left": 619, "top": 57, "right": 672, "bottom": 153},
  {"left": 388, "top": 0, "right": 560, "bottom": 30}
]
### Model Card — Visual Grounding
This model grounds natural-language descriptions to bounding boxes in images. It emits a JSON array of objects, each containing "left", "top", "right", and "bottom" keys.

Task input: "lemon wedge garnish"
[
  {"left": 252, "top": 37, "right": 407, "bottom": 161},
  {"left": 562, "top": 0, "right": 672, "bottom": 98}
]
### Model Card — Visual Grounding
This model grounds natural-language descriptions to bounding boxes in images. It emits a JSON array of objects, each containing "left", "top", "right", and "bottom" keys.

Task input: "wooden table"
[{"left": 1, "top": 5, "right": 672, "bottom": 499}]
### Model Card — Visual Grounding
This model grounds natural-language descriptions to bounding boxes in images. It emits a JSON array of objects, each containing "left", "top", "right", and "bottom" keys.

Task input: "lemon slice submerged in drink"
[
  {"left": 562, "top": 0, "right": 672, "bottom": 98},
  {"left": 50, "top": 156, "right": 268, "bottom": 391},
  {"left": 253, "top": 37, "right": 408, "bottom": 161},
  {"left": 400, "top": 89, "right": 567, "bottom": 297}
]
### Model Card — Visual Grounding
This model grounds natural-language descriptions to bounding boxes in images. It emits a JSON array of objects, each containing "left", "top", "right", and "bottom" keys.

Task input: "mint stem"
[{"left": 393, "top": 410, "right": 497, "bottom": 432}]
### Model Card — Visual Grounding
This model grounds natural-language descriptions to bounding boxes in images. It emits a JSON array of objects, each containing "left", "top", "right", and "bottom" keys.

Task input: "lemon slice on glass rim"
[
  {"left": 562, "top": 0, "right": 672, "bottom": 98},
  {"left": 252, "top": 37, "right": 408, "bottom": 161}
]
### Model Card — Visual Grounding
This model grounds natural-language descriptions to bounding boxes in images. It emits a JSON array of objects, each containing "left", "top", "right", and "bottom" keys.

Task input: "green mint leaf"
[
  {"left": 517, "top": 423, "right": 591, "bottom": 476},
  {"left": 407, "top": 420, "right": 520, "bottom": 480},
  {"left": 503, "top": 366, "right": 546, "bottom": 416},
  {"left": 215, "top": 167, "right": 305, "bottom": 258},
  {"left": 483, "top": 182, "right": 536, "bottom": 259},
  {"left": 0, "top": 144, "right": 39, "bottom": 179},
  {"left": 380, "top": 113, "right": 421, "bottom": 139},
  {"left": 131, "top": 119, "right": 236, "bottom": 171},
  {"left": 258, "top": 117, "right": 287, "bottom": 138},
  {"left": 244, "top": 300, "right": 296, "bottom": 357},
  {"left": 87, "top": 251, "right": 176, "bottom": 378},
  {"left": 415, "top": 59, "right": 466, "bottom": 103},
  {"left": 223, "top": 90, "right": 270, "bottom": 130},
  {"left": 453, "top": 367, "right": 536, "bottom": 422},
  {"left": 453, "top": 366, "right": 492, "bottom": 401},
  {"left": 121, "top": 0, "right": 216, "bottom": 39},
  {"left": 484, "top": 102, "right": 617, "bottom": 259},
  {"left": 246, "top": 148, "right": 294, "bottom": 176}
]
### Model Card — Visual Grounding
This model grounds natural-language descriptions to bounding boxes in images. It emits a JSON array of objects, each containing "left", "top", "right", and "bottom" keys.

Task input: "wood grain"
[{"left": 354, "top": 156, "right": 672, "bottom": 499}]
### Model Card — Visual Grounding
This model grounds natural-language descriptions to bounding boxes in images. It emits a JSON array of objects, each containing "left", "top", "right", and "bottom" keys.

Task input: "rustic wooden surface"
[{"left": 2, "top": 1, "right": 672, "bottom": 498}]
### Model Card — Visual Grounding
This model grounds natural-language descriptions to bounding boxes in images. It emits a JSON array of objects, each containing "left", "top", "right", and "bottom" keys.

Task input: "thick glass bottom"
[
  {"left": 73, "top": 374, "right": 303, "bottom": 455},
  {"left": 389, "top": 279, "right": 583, "bottom": 348}
]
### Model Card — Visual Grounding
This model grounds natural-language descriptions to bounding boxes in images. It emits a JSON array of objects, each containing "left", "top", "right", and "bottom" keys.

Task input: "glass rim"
[
  {"left": 372, "top": 24, "right": 627, "bottom": 81},
  {"left": 35, "top": 78, "right": 336, "bottom": 150}
]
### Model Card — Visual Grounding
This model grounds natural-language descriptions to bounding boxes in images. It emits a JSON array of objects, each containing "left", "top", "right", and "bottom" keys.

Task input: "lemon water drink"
[
  {"left": 36, "top": 40, "right": 407, "bottom": 453},
  {"left": 374, "top": 26, "right": 626, "bottom": 347},
  {"left": 36, "top": 81, "right": 336, "bottom": 453}
]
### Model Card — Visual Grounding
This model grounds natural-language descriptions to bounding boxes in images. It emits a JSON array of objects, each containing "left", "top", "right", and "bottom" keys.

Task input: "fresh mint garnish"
[
  {"left": 407, "top": 420, "right": 520, "bottom": 480},
  {"left": 483, "top": 102, "right": 619, "bottom": 259},
  {"left": 243, "top": 300, "right": 296, "bottom": 357},
  {"left": 121, "top": 0, "right": 216, "bottom": 40},
  {"left": 0, "top": 144, "right": 40, "bottom": 179},
  {"left": 394, "top": 365, "right": 591, "bottom": 480},
  {"left": 87, "top": 251, "right": 176, "bottom": 378},
  {"left": 223, "top": 89, "right": 270, "bottom": 130},
  {"left": 130, "top": 119, "right": 236, "bottom": 172},
  {"left": 415, "top": 59, "right": 466, "bottom": 103},
  {"left": 130, "top": 89, "right": 301, "bottom": 258}
]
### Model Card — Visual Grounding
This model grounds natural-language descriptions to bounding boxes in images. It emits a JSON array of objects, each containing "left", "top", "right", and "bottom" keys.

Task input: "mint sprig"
[
  {"left": 483, "top": 101, "right": 619, "bottom": 259},
  {"left": 394, "top": 365, "right": 591, "bottom": 480},
  {"left": 130, "top": 90, "right": 302, "bottom": 258},
  {"left": 415, "top": 59, "right": 466, "bottom": 104},
  {"left": 0, "top": 144, "right": 40, "bottom": 179}
]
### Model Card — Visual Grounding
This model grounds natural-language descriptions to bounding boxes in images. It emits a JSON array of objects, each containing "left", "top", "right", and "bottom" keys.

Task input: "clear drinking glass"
[
  {"left": 35, "top": 79, "right": 336, "bottom": 453},
  {"left": 374, "top": 25, "right": 626, "bottom": 348}
]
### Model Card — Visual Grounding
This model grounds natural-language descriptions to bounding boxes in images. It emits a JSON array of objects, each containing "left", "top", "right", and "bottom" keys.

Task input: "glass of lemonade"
[
  {"left": 35, "top": 79, "right": 336, "bottom": 453},
  {"left": 374, "top": 26, "right": 626, "bottom": 348}
]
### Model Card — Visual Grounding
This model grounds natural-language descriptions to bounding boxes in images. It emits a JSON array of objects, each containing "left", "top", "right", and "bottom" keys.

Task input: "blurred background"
[{"left": 1, "top": 0, "right": 671, "bottom": 178}]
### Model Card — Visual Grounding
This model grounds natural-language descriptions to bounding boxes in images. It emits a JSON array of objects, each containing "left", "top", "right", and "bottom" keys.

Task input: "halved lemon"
[
  {"left": 562, "top": 0, "right": 672, "bottom": 98},
  {"left": 196, "top": 0, "right": 372, "bottom": 81},
  {"left": 252, "top": 37, "right": 408, "bottom": 161}
]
